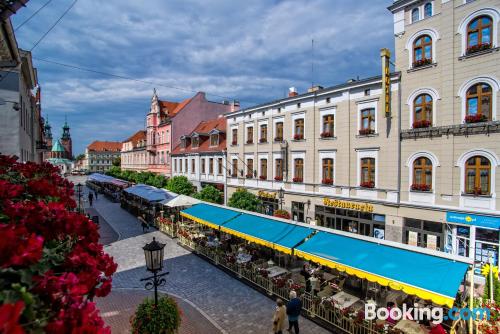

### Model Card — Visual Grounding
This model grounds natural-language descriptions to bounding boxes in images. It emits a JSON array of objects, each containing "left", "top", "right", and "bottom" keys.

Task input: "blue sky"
[{"left": 12, "top": 0, "right": 394, "bottom": 155}]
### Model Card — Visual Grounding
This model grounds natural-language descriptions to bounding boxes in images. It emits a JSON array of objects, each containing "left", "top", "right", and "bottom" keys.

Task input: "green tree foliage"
[
  {"left": 482, "top": 271, "right": 500, "bottom": 304},
  {"left": 166, "top": 176, "right": 194, "bottom": 195},
  {"left": 130, "top": 296, "right": 181, "bottom": 334},
  {"left": 228, "top": 188, "right": 261, "bottom": 212},
  {"left": 104, "top": 168, "right": 168, "bottom": 188},
  {"left": 75, "top": 153, "right": 85, "bottom": 161},
  {"left": 112, "top": 157, "right": 121, "bottom": 166},
  {"left": 194, "top": 185, "right": 223, "bottom": 204}
]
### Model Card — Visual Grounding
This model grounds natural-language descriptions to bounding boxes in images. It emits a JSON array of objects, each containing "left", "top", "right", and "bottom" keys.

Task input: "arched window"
[
  {"left": 465, "top": 156, "right": 491, "bottom": 195},
  {"left": 413, "top": 35, "right": 432, "bottom": 66},
  {"left": 466, "top": 83, "right": 492, "bottom": 121},
  {"left": 413, "top": 94, "right": 433, "bottom": 127},
  {"left": 467, "top": 16, "right": 492, "bottom": 52},
  {"left": 412, "top": 8, "right": 420, "bottom": 23},
  {"left": 412, "top": 157, "right": 432, "bottom": 191},
  {"left": 424, "top": 3, "right": 432, "bottom": 18}
]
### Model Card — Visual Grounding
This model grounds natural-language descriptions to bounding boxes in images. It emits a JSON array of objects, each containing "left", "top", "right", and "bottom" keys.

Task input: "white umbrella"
[{"left": 162, "top": 195, "right": 201, "bottom": 208}]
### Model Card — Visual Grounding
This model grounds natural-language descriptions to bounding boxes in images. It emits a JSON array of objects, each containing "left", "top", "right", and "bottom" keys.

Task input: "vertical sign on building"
[{"left": 381, "top": 48, "right": 391, "bottom": 118}]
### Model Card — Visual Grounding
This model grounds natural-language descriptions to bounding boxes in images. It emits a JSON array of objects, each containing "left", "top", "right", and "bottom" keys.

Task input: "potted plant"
[
  {"left": 273, "top": 209, "right": 291, "bottom": 219},
  {"left": 259, "top": 138, "right": 267, "bottom": 143},
  {"left": 360, "top": 181, "right": 375, "bottom": 188},
  {"left": 466, "top": 42, "right": 492, "bottom": 55},
  {"left": 130, "top": 296, "right": 181, "bottom": 334},
  {"left": 412, "top": 120, "right": 432, "bottom": 128},
  {"left": 246, "top": 139, "right": 253, "bottom": 144},
  {"left": 231, "top": 140, "right": 237, "bottom": 145},
  {"left": 293, "top": 134, "right": 304, "bottom": 140},
  {"left": 292, "top": 177, "right": 303, "bottom": 183},
  {"left": 322, "top": 178, "right": 333, "bottom": 185},
  {"left": 274, "top": 176, "right": 283, "bottom": 181},
  {"left": 411, "top": 183, "right": 431, "bottom": 191},
  {"left": 465, "top": 114, "right": 488, "bottom": 123},
  {"left": 358, "top": 128, "right": 375, "bottom": 136},
  {"left": 320, "top": 131, "right": 333, "bottom": 138},
  {"left": 412, "top": 58, "right": 432, "bottom": 68},
  {"left": 259, "top": 175, "right": 267, "bottom": 180}
]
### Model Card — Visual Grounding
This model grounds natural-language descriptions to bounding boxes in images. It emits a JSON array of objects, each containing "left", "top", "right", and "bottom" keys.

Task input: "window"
[
  {"left": 191, "top": 159, "right": 196, "bottom": 173},
  {"left": 413, "top": 94, "right": 433, "bottom": 127},
  {"left": 326, "top": 97, "right": 331, "bottom": 103},
  {"left": 192, "top": 137, "right": 199, "bottom": 148},
  {"left": 210, "top": 134, "right": 219, "bottom": 146},
  {"left": 297, "top": 103, "right": 301, "bottom": 108},
  {"left": 209, "top": 158, "right": 214, "bottom": 174},
  {"left": 184, "top": 159, "right": 188, "bottom": 172},
  {"left": 260, "top": 159, "right": 267, "bottom": 179},
  {"left": 275, "top": 122, "right": 284, "bottom": 141},
  {"left": 413, "top": 35, "right": 432, "bottom": 66},
  {"left": 322, "top": 115, "right": 334, "bottom": 137},
  {"left": 294, "top": 158, "right": 304, "bottom": 182},
  {"left": 232, "top": 158, "right": 238, "bottom": 177},
  {"left": 467, "top": 16, "right": 492, "bottom": 51},
  {"left": 201, "top": 158, "right": 206, "bottom": 174},
  {"left": 424, "top": 3, "right": 432, "bottom": 18},
  {"left": 404, "top": 218, "right": 443, "bottom": 250},
  {"left": 322, "top": 158, "right": 334, "bottom": 183},
  {"left": 292, "top": 201, "right": 305, "bottom": 223},
  {"left": 232, "top": 128, "right": 238, "bottom": 145},
  {"left": 260, "top": 124, "right": 267, "bottom": 142},
  {"left": 360, "top": 108, "right": 375, "bottom": 134},
  {"left": 294, "top": 119, "right": 304, "bottom": 139},
  {"left": 412, "top": 157, "right": 432, "bottom": 190},
  {"left": 360, "top": 158, "right": 375, "bottom": 187},
  {"left": 466, "top": 83, "right": 492, "bottom": 121},
  {"left": 364, "top": 89, "right": 370, "bottom": 96},
  {"left": 218, "top": 158, "right": 223, "bottom": 175},
  {"left": 465, "top": 156, "right": 490, "bottom": 195},
  {"left": 246, "top": 127, "right": 253, "bottom": 144},
  {"left": 181, "top": 138, "right": 186, "bottom": 148},
  {"left": 412, "top": 8, "right": 419, "bottom": 23},
  {"left": 275, "top": 159, "right": 283, "bottom": 180},
  {"left": 247, "top": 159, "right": 254, "bottom": 178}
]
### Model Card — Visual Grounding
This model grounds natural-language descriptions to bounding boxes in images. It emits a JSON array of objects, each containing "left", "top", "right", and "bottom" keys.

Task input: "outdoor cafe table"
[
  {"left": 393, "top": 320, "right": 427, "bottom": 334},
  {"left": 236, "top": 253, "right": 252, "bottom": 264},
  {"left": 267, "top": 266, "right": 289, "bottom": 278},
  {"left": 331, "top": 291, "right": 360, "bottom": 309}
]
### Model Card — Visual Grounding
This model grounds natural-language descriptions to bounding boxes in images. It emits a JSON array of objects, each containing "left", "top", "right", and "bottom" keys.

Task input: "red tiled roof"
[
  {"left": 123, "top": 130, "right": 146, "bottom": 144},
  {"left": 171, "top": 117, "right": 226, "bottom": 155},
  {"left": 87, "top": 141, "right": 122, "bottom": 152},
  {"left": 159, "top": 100, "right": 179, "bottom": 114},
  {"left": 169, "top": 97, "right": 192, "bottom": 116}
]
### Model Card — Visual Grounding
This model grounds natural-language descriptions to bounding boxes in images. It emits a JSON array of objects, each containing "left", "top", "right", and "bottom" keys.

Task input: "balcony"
[{"left": 401, "top": 121, "right": 500, "bottom": 140}]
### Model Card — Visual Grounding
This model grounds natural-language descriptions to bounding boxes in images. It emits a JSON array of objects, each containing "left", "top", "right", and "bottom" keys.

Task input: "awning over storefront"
[
  {"left": 124, "top": 184, "right": 177, "bottom": 203},
  {"left": 295, "top": 232, "right": 470, "bottom": 308},
  {"left": 220, "top": 215, "right": 313, "bottom": 255},
  {"left": 88, "top": 173, "right": 128, "bottom": 187},
  {"left": 162, "top": 194, "right": 201, "bottom": 208},
  {"left": 446, "top": 211, "right": 500, "bottom": 230},
  {"left": 181, "top": 203, "right": 241, "bottom": 229}
]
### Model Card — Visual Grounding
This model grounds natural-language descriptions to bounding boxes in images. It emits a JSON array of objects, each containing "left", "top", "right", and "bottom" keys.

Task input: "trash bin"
[{"left": 91, "top": 215, "right": 99, "bottom": 225}]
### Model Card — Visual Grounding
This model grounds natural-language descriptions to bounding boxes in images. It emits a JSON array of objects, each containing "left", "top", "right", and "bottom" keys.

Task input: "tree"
[
  {"left": 106, "top": 166, "right": 121, "bottom": 178},
  {"left": 75, "top": 153, "right": 85, "bottom": 161},
  {"left": 194, "top": 185, "right": 223, "bottom": 204},
  {"left": 228, "top": 188, "right": 261, "bottom": 212},
  {"left": 112, "top": 157, "right": 121, "bottom": 167},
  {"left": 130, "top": 296, "right": 181, "bottom": 334},
  {"left": 166, "top": 176, "right": 194, "bottom": 195}
]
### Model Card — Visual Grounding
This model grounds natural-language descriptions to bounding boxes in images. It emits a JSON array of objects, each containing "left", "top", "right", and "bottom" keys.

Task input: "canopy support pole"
[{"left": 468, "top": 266, "right": 474, "bottom": 334}]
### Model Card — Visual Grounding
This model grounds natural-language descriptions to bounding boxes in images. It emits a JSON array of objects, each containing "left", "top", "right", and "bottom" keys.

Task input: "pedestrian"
[
  {"left": 94, "top": 190, "right": 98, "bottom": 200},
  {"left": 300, "top": 264, "right": 311, "bottom": 293},
  {"left": 286, "top": 290, "right": 302, "bottom": 334},
  {"left": 139, "top": 215, "right": 148, "bottom": 233},
  {"left": 88, "top": 192, "right": 93, "bottom": 206},
  {"left": 272, "top": 298, "right": 286, "bottom": 334}
]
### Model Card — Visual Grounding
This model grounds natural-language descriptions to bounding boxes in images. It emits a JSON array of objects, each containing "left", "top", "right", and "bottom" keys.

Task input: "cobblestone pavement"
[
  {"left": 85, "top": 207, "right": 119, "bottom": 245},
  {"left": 92, "top": 193, "right": 332, "bottom": 334}
]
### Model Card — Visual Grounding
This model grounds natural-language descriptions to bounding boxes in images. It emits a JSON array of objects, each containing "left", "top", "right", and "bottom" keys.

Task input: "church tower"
[
  {"left": 60, "top": 117, "right": 72, "bottom": 160},
  {"left": 43, "top": 117, "right": 53, "bottom": 161}
]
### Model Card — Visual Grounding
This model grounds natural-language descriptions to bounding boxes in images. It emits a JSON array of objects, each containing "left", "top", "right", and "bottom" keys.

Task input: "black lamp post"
[
  {"left": 76, "top": 183, "right": 83, "bottom": 213},
  {"left": 278, "top": 187, "right": 285, "bottom": 210},
  {"left": 141, "top": 237, "right": 169, "bottom": 306}
]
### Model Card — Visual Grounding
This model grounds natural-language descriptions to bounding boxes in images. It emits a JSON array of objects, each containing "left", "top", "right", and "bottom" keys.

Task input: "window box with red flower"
[
  {"left": 465, "top": 114, "right": 488, "bottom": 123},
  {"left": 273, "top": 209, "right": 291, "bottom": 219},
  {"left": 259, "top": 138, "right": 267, "bottom": 143},
  {"left": 322, "top": 178, "right": 333, "bottom": 185},
  {"left": 292, "top": 177, "right": 303, "bottom": 183},
  {"left": 412, "top": 58, "right": 432, "bottom": 68},
  {"left": 412, "top": 120, "right": 432, "bottom": 128},
  {"left": 231, "top": 140, "right": 237, "bottom": 145},
  {"left": 410, "top": 184, "right": 431, "bottom": 192},
  {"left": 274, "top": 176, "right": 283, "bottom": 181},
  {"left": 358, "top": 128, "right": 375, "bottom": 136},
  {"left": 246, "top": 139, "right": 253, "bottom": 144},
  {"left": 293, "top": 134, "right": 304, "bottom": 140},
  {"left": 259, "top": 175, "right": 267, "bottom": 180},
  {"left": 246, "top": 174, "right": 253, "bottom": 179},
  {"left": 360, "top": 181, "right": 375, "bottom": 188},
  {"left": 274, "top": 137, "right": 283, "bottom": 142},
  {"left": 320, "top": 131, "right": 333, "bottom": 138},
  {"left": 466, "top": 43, "right": 492, "bottom": 55}
]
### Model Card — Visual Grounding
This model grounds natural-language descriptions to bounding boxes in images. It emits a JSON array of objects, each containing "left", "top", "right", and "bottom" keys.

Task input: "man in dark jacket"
[{"left": 286, "top": 290, "right": 302, "bottom": 334}]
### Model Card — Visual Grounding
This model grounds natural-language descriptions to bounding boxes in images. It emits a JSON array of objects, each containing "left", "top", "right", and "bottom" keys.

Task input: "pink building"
[{"left": 146, "top": 90, "right": 238, "bottom": 175}]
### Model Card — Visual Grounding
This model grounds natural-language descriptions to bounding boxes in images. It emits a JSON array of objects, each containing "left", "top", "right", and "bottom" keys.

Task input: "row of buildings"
[{"left": 114, "top": 0, "right": 499, "bottom": 276}]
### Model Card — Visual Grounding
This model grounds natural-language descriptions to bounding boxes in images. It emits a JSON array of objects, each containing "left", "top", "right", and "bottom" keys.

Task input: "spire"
[
  {"left": 62, "top": 115, "right": 70, "bottom": 139},
  {"left": 44, "top": 115, "right": 52, "bottom": 139}
]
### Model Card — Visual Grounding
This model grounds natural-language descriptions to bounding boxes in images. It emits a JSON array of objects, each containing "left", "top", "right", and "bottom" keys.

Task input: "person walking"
[
  {"left": 88, "top": 192, "right": 93, "bottom": 207},
  {"left": 94, "top": 190, "right": 98, "bottom": 200},
  {"left": 272, "top": 299, "right": 286, "bottom": 334},
  {"left": 139, "top": 215, "right": 148, "bottom": 233},
  {"left": 286, "top": 290, "right": 302, "bottom": 334}
]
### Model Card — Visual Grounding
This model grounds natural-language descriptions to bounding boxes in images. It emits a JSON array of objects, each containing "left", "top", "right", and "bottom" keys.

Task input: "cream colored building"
[{"left": 121, "top": 130, "right": 148, "bottom": 172}]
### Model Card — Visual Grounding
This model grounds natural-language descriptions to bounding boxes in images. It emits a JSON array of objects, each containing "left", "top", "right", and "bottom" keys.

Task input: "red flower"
[
  {"left": 259, "top": 175, "right": 267, "bottom": 180},
  {"left": 0, "top": 180, "right": 24, "bottom": 199},
  {"left": 359, "top": 128, "right": 375, "bottom": 136},
  {"left": 292, "top": 177, "right": 303, "bottom": 183},
  {"left": 320, "top": 131, "right": 333, "bottom": 138},
  {"left": 411, "top": 184, "right": 431, "bottom": 191},
  {"left": 412, "top": 120, "right": 432, "bottom": 128},
  {"left": 465, "top": 114, "right": 488, "bottom": 123},
  {"left": 322, "top": 178, "right": 333, "bottom": 185},
  {"left": 293, "top": 134, "right": 303, "bottom": 140},
  {"left": 360, "top": 181, "right": 375, "bottom": 188},
  {"left": 274, "top": 176, "right": 283, "bottom": 181},
  {"left": 0, "top": 301, "right": 25, "bottom": 334}
]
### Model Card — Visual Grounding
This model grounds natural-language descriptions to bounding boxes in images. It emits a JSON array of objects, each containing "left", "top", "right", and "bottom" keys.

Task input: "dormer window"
[
  {"left": 210, "top": 134, "right": 219, "bottom": 146},
  {"left": 192, "top": 137, "right": 199, "bottom": 148},
  {"left": 181, "top": 138, "right": 187, "bottom": 148}
]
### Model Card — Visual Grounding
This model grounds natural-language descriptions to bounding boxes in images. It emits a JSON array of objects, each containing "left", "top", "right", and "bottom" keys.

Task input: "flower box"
[
  {"left": 292, "top": 177, "right": 303, "bottom": 183},
  {"left": 466, "top": 43, "right": 492, "bottom": 55},
  {"left": 412, "top": 120, "right": 432, "bottom": 128},
  {"left": 360, "top": 181, "right": 375, "bottom": 188},
  {"left": 246, "top": 139, "right": 253, "bottom": 144},
  {"left": 259, "top": 138, "right": 267, "bottom": 143},
  {"left": 245, "top": 174, "right": 253, "bottom": 179},
  {"left": 320, "top": 131, "right": 333, "bottom": 138},
  {"left": 358, "top": 128, "right": 375, "bottom": 136},
  {"left": 273, "top": 209, "right": 291, "bottom": 219},
  {"left": 412, "top": 58, "right": 432, "bottom": 68},
  {"left": 465, "top": 114, "right": 488, "bottom": 123},
  {"left": 231, "top": 140, "right": 237, "bottom": 145},
  {"left": 231, "top": 174, "right": 237, "bottom": 178},
  {"left": 322, "top": 178, "right": 333, "bottom": 185},
  {"left": 293, "top": 134, "right": 304, "bottom": 140},
  {"left": 259, "top": 175, "right": 267, "bottom": 180},
  {"left": 274, "top": 176, "right": 283, "bottom": 181},
  {"left": 411, "top": 183, "right": 431, "bottom": 192},
  {"left": 274, "top": 137, "right": 283, "bottom": 142}
]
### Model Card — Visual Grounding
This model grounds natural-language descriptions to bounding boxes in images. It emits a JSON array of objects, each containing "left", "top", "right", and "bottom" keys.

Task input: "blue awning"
[
  {"left": 181, "top": 203, "right": 241, "bottom": 229},
  {"left": 124, "top": 184, "right": 177, "bottom": 203},
  {"left": 295, "top": 232, "right": 470, "bottom": 307}
]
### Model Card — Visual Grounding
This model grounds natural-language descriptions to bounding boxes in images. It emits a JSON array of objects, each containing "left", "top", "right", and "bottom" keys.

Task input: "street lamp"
[
  {"left": 76, "top": 183, "right": 83, "bottom": 213},
  {"left": 141, "top": 237, "right": 169, "bottom": 306},
  {"left": 278, "top": 187, "right": 285, "bottom": 210}
]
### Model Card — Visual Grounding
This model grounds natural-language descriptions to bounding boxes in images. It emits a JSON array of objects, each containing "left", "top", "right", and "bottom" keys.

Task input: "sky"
[{"left": 12, "top": 0, "right": 395, "bottom": 155}]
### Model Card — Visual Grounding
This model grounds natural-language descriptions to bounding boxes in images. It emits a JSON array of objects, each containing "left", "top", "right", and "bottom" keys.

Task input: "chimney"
[
  {"left": 288, "top": 87, "right": 298, "bottom": 97},
  {"left": 230, "top": 100, "right": 240, "bottom": 112}
]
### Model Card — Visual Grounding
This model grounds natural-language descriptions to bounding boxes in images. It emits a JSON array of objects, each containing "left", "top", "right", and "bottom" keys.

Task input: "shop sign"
[
  {"left": 258, "top": 190, "right": 277, "bottom": 199},
  {"left": 446, "top": 212, "right": 500, "bottom": 230},
  {"left": 322, "top": 198, "right": 374, "bottom": 213}
]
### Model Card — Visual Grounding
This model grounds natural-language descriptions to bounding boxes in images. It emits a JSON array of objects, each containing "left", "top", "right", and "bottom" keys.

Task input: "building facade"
[
  {"left": 171, "top": 116, "right": 227, "bottom": 194},
  {"left": 43, "top": 118, "right": 73, "bottom": 161},
  {"left": 84, "top": 141, "right": 122, "bottom": 173},
  {"left": 146, "top": 90, "right": 237, "bottom": 176},
  {"left": 121, "top": 130, "right": 148, "bottom": 172}
]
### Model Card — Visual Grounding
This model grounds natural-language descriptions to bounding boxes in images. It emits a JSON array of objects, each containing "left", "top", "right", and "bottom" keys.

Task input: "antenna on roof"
[{"left": 311, "top": 38, "right": 314, "bottom": 88}]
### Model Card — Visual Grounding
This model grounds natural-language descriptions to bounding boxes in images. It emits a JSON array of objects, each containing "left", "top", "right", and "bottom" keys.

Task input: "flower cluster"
[
  {"left": 410, "top": 183, "right": 431, "bottom": 191},
  {"left": 259, "top": 138, "right": 267, "bottom": 143},
  {"left": 177, "top": 229, "right": 191, "bottom": 240},
  {"left": 274, "top": 176, "right": 283, "bottom": 181},
  {"left": 157, "top": 217, "right": 173, "bottom": 226},
  {"left": 272, "top": 276, "right": 287, "bottom": 288},
  {"left": 292, "top": 177, "right": 303, "bottom": 183},
  {"left": 360, "top": 181, "right": 375, "bottom": 188},
  {"left": 273, "top": 209, "right": 291, "bottom": 219},
  {"left": 246, "top": 139, "right": 253, "bottom": 144},
  {"left": 293, "top": 134, "right": 304, "bottom": 140},
  {"left": 465, "top": 114, "right": 488, "bottom": 123},
  {"left": 0, "top": 155, "right": 117, "bottom": 333},
  {"left": 231, "top": 140, "right": 237, "bottom": 145},
  {"left": 274, "top": 137, "right": 283, "bottom": 142},
  {"left": 259, "top": 175, "right": 267, "bottom": 180},
  {"left": 358, "top": 128, "right": 375, "bottom": 136},
  {"left": 246, "top": 173, "right": 254, "bottom": 179},
  {"left": 412, "top": 58, "right": 432, "bottom": 68},
  {"left": 320, "top": 131, "right": 333, "bottom": 138},
  {"left": 412, "top": 120, "right": 432, "bottom": 128},
  {"left": 466, "top": 42, "right": 492, "bottom": 55},
  {"left": 322, "top": 178, "right": 333, "bottom": 185}
]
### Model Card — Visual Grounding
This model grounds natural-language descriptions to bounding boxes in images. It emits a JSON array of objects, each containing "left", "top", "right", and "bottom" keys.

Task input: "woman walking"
[{"left": 272, "top": 299, "right": 286, "bottom": 334}]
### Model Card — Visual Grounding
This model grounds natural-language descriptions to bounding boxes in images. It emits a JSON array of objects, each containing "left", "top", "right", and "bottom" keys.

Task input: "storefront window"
[
  {"left": 292, "top": 201, "right": 305, "bottom": 223},
  {"left": 404, "top": 218, "right": 443, "bottom": 250}
]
